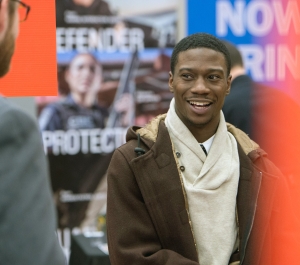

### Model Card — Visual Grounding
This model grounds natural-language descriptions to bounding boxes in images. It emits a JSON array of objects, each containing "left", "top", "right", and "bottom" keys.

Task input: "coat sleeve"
[
  {"left": 0, "top": 106, "right": 66, "bottom": 265},
  {"left": 107, "top": 149, "right": 200, "bottom": 265},
  {"left": 254, "top": 154, "right": 300, "bottom": 264}
]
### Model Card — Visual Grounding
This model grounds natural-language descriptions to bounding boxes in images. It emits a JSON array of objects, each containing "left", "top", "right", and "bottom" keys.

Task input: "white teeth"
[{"left": 189, "top": 101, "right": 210, "bottom": 106}]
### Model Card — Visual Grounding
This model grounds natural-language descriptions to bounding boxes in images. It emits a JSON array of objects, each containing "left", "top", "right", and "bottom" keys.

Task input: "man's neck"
[
  {"left": 230, "top": 66, "right": 246, "bottom": 81},
  {"left": 188, "top": 122, "right": 219, "bottom": 144}
]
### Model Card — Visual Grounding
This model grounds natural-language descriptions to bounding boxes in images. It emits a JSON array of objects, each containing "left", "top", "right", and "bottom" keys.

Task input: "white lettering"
[
  {"left": 247, "top": 1, "right": 273, "bottom": 36},
  {"left": 239, "top": 44, "right": 265, "bottom": 81},
  {"left": 238, "top": 44, "right": 300, "bottom": 81},
  {"left": 265, "top": 44, "right": 276, "bottom": 81},
  {"left": 216, "top": 0, "right": 246, "bottom": 36},
  {"left": 42, "top": 131, "right": 53, "bottom": 154},
  {"left": 80, "top": 130, "right": 89, "bottom": 154},
  {"left": 90, "top": 129, "right": 101, "bottom": 154},
  {"left": 42, "top": 128, "right": 127, "bottom": 155},
  {"left": 76, "top": 28, "right": 89, "bottom": 52},
  {"left": 56, "top": 28, "right": 65, "bottom": 52},
  {"left": 278, "top": 45, "right": 300, "bottom": 80},
  {"left": 273, "top": 1, "right": 300, "bottom": 35},
  {"left": 56, "top": 27, "right": 145, "bottom": 52},
  {"left": 216, "top": 0, "right": 300, "bottom": 37},
  {"left": 100, "top": 129, "right": 115, "bottom": 153},
  {"left": 52, "top": 131, "right": 66, "bottom": 155},
  {"left": 64, "top": 130, "right": 81, "bottom": 155}
]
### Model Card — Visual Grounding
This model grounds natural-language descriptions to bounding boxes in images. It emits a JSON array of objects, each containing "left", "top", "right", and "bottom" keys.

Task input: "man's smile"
[{"left": 187, "top": 100, "right": 213, "bottom": 109}]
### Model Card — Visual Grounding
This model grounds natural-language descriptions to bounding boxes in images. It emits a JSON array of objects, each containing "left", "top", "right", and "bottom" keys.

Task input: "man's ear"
[
  {"left": 0, "top": 0, "right": 9, "bottom": 41},
  {"left": 169, "top": 71, "right": 174, "bottom": 93},
  {"left": 226, "top": 74, "right": 232, "bottom": 95}
]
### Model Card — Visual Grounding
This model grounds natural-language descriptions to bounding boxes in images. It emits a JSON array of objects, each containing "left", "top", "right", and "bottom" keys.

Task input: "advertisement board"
[{"left": 37, "top": 0, "right": 177, "bottom": 259}]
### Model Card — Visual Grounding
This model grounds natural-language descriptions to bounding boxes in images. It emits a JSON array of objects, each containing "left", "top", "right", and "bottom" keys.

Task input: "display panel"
[{"left": 0, "top": 0, "right": 58, "bottom": 97}]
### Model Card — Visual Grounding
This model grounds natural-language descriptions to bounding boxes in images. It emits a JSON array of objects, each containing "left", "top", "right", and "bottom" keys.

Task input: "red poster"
[{"left": 0, "top": 0, "right": 57, "bottom": 96}]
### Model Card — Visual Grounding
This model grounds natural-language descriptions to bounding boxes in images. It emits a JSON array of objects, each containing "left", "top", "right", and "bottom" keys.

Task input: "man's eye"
[
  {"left": 208, "top": 75, "right": 220, "bottom": 80},
  {"left": 182, "top": 74, "right": 192, "bottom": 79}
]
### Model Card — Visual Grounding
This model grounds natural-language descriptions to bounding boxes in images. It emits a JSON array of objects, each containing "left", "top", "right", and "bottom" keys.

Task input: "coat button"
[
  {"left": 176, "top": 152, "right": 181, "bottom": 158},
  {"left": 180, "top": 166, "right": 185, "bottom": 172}
]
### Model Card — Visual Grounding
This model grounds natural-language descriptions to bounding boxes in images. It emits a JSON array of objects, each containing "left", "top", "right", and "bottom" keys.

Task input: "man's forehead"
[
  {"left": 176, "top": 48, "right": 228, "bottom": 73},
  {"left": 177, "top": 48, "right": 227, "bottom": 65}
]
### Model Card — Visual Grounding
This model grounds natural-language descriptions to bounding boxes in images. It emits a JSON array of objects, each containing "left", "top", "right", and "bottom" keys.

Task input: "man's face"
[
  {"left": 0, "top": 2, "right": 19, "bottom": 77},
  {"left": 169, "top": 47, "right": 231, "bottom": 135},
  {"left": 66, "top": 54, "right": 101, "bottom": 96}
]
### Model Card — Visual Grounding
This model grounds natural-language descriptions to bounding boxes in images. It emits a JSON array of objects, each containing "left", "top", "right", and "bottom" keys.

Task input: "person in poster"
[
  {"left": 39, "top": 52, "right": 133, "bottom": 231},
  {"left": 39, "top": 53, "right": 108, "bottom": 131}
]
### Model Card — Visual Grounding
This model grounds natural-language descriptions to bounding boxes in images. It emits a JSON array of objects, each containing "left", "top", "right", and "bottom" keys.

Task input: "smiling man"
[{"left": 106, "top": 33, "right": 298, "bottom": 265}]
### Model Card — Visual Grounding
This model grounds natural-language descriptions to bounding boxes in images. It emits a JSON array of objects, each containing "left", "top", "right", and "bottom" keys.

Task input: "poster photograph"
[{"left": 36, "top": 0, "right": 178, "bottom": 259}]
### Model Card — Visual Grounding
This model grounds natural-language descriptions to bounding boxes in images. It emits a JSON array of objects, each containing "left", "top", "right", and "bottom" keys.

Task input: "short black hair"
[
  {"left": 170, "top": 33, "right": 231, "bottom": 76},
  {"left": 221, "top": 40, "right": 244, "bottom": 69}
]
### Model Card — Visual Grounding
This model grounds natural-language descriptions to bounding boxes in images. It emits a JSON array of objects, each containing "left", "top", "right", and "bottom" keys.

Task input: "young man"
[
  {"left": 106, "top": 33, "right": 299, "bottom": 265},
  {"left": 0, "top": 1, "right": 66, "bottom": 264}
]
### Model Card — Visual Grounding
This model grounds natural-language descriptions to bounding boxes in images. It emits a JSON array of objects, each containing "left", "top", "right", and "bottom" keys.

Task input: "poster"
[{"left": 36, "top": 0, "right": 177, "bottom": 258}]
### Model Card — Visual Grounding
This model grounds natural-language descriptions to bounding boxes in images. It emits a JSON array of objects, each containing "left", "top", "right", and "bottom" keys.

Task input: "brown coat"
[{"left": 107, "top": 115, "right": 299, "bottom": 265}]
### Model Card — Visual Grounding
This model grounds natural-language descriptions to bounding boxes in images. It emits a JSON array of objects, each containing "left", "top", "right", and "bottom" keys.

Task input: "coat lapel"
[{"left": 130, "top": 121, "right": 199, "bottom": 262}]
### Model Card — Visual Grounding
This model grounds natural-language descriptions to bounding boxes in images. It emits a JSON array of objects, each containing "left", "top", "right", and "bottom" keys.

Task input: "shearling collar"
[{"left": 136, "top": 113, "right": 260, "bottom": 155}]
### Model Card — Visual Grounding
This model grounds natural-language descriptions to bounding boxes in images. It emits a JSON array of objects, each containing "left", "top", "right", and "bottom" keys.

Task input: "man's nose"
[{"left": 190, "top": 78, "right": 209, "bottom": 94}]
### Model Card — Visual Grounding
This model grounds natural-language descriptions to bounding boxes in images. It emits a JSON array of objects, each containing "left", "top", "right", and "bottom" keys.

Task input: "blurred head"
[
  {"left": 170, "top": 33, "right": 231, "bottom": 76},
  {"left": 221, "top": 40, "right": 244, "bottom": 69},
  {"left": 65, "top": 53, "right": 102, "bottom": 97},
  {"left": 0, "top": 0, "right": 19, "bottom": 77},
  {"left": 221, "top": 40, "right": 246, "bottom": 80}
]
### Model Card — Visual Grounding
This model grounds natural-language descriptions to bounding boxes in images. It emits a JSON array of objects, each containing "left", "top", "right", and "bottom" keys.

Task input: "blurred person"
[
  {"left": 222, "top": 40, "right": 252, "bottom": 136},
  {"left": 39, "top": 52, "right": 133, "bottom": 133},
  {"left": 39, "top": 53, "right": 108, "bottom": 131},
  {"left": 222, "top": 40, "right": 300, "bottom": 180},
  {"left": 106, "top": 33, "right": 299, "bottom": 265},
  {"left": 0, "top": 0, "right": 66, "bottom": 264}
]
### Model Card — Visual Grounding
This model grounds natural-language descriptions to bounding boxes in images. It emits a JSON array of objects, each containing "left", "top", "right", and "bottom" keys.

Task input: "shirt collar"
[{"left": 199, "top": 134, "right": 215, "bottom": 154}]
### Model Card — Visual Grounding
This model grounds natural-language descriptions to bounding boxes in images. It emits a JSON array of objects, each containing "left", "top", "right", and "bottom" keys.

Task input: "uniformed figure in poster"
[{"left": 39, "top": 52, "right": 133, "bottom": 230}]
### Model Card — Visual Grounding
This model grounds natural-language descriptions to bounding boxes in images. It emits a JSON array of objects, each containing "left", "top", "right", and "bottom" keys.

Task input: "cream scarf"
[{"left": 165, "top": 98, "right": 240, "bottom": 265}]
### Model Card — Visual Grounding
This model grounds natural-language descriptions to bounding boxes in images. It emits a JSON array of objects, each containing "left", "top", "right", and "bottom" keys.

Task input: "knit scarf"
[{"left": 165, "top": 98, "right": 240, "bottom": 265}]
